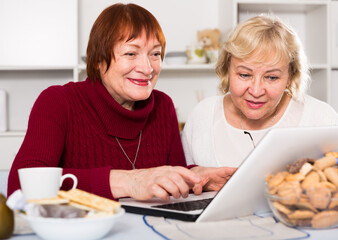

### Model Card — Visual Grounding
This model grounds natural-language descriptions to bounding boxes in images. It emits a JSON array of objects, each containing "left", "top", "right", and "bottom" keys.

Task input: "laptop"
[{"left": 119, "top": 126, "right": 338, "bottom": 222}]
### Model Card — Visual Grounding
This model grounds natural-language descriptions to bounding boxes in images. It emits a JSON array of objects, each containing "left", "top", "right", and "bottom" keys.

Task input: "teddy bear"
[{"left": 197, "top": 28, "right": 221, "bottom": 63}]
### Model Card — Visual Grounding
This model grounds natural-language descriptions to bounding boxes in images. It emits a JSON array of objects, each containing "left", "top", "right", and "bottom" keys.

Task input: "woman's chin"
[{"left": 130, "top": 92, "right": 153, "bottom": 102}]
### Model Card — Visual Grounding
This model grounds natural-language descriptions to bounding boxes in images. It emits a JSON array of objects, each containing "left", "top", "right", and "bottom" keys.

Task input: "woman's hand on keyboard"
[
  {"left": 109, "top": 166, "right": 201, "bottom": 201},
  {"left": 190, "top": 166, "right": 237, "bottom": 194}
]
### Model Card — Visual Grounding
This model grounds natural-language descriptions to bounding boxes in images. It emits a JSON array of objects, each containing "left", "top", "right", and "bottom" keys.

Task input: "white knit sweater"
[{"left": 182, "top": 94, "right": 338, "bottom": 167}]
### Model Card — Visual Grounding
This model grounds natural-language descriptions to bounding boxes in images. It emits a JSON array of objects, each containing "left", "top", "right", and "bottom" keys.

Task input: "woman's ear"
[{"left": 97, "top": 61, "right": 108, "bottom": 72}]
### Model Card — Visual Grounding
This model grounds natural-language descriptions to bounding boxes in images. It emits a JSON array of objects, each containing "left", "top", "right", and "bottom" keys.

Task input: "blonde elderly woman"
[{"left": 182, "top": 15, "right": 338, "bottom": 170}]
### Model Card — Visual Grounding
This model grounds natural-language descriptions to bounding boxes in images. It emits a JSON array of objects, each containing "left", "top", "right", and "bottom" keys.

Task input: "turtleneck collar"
[{"left": 83, "top": 78, "right": 154, "bottom": 139}]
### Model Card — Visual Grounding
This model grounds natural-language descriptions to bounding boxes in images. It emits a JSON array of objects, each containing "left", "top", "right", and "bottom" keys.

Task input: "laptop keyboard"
[{"left": 152, "top": 198, "right": 213, "bottom": 212}]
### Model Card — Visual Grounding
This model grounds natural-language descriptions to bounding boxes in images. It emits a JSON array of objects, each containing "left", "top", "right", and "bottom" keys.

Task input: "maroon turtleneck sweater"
[{"left": 7, "top": 78, "right": 186, "bottom": 199}]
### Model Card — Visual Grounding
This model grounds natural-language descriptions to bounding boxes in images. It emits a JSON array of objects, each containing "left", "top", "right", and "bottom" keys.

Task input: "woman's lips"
[
  {"left": 246, "top": 100, "right": 265, "bottom": 109},
  {"left": 128, "top": 78, "right": 150, "bottom": 86}
]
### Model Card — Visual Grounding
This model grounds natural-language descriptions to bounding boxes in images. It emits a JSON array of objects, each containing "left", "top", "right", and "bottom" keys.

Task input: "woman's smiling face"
[
  {"left": 98, "top": 31, "right": 162, "bottom": 110},
  {"left": 228, "top": 54, "right": 290, "bottom": 123}
]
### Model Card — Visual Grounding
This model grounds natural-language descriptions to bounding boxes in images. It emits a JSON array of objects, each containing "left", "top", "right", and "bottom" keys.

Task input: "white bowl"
[{"left": 21, "top": 207, "right": 125, "bottom": 240}]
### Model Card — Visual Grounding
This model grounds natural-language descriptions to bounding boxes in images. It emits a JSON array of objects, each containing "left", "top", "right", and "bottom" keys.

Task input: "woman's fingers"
[
  {"left": 149, "top": 166, "right": 237, "bottom": 199},
  {"left": 151, "top": 183, "right": 170, "bottom": 201},
  {"left": 192, "top": 183, "right": 203, "bottom": 195},
  {"left": 153, "top": 169, "right": 195, "bottom": 199},
  {"left": 167, "top": 173, "right": 190, "bottom": 198},
  {"left": 173, "top": 166, "right": 201, "bottom": 185},
  {"left": 155, "top": 176, "right": 182, "bottom": 199},
  {"left": 218, "top": 167, "right": 237, "bottom": 177},
  {"left": 190, "top": 166, "right": 238, "bottom": 192}
]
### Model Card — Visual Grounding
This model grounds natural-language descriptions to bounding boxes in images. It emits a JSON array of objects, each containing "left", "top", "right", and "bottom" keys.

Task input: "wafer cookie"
[
  {"left": 27, "top": 196, "right": 70, "bottom": 205},
  {"left": 58, "top": 189, "right": 121, "bottom": 212},
  {"left": 313, "top": 156, "right": 336, "bottom": 170}
]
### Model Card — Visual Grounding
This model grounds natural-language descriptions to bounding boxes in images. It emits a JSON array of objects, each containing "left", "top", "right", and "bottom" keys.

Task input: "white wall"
[
  {"left": 79, "top": 0, "right": 220, "bottom": 55},
  {"left": 0, "top": 0, "right": 77, "bottom": 66}
]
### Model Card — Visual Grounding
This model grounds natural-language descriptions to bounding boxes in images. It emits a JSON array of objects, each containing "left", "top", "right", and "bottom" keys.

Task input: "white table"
[{"left": 9, "top": 212, "right": 338, "bottom": 240}]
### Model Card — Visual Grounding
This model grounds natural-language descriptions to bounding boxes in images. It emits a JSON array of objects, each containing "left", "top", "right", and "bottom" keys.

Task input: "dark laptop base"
[{"left": 122, "top": 205, "right": 200, "bottom": 222}]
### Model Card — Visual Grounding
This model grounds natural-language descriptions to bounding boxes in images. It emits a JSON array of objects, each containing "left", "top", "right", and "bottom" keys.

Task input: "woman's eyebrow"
[
  {"left": 236, "top": 65, "right": 253, "bottom": 71},
  {"left": 124, "top": 43, "right": 161, "bottom": 48},
  {"left": 236, "top": 65, "right": 283, "bottom": 73},
  {"left": 266, "top": 68, "right": 282, "bottom": 73}
]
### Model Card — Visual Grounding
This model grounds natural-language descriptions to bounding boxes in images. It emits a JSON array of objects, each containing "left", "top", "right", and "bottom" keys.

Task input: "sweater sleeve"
[
  {"left": 7, "top": 87, "right": 68, "bottom": 197},
  {"left": 7, "top": 87, "right": 113, "bottom": 199}
]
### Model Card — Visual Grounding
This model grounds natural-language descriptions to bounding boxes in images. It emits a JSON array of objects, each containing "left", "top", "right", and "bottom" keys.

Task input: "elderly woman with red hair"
[{"left": 8, "top": 3, "right": 234, "bottom": 201}]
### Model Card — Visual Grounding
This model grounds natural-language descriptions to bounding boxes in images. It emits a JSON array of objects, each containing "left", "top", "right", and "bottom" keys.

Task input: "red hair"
[{"left": 86, "top": 3, "right": 166, "bottom": 82}]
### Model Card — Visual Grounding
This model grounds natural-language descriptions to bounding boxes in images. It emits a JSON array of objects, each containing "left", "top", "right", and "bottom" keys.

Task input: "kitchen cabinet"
[
  {"left": 0, "top": 0, "right": 337, "bottom": 170},
  {"left": 0, "top": 0, "right": 77, "bottom": 170}
]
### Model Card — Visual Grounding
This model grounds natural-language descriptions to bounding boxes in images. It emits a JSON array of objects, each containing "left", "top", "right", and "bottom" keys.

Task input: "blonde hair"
[{"left": 215, "top": 14, "right": 310, "bottom": 100}]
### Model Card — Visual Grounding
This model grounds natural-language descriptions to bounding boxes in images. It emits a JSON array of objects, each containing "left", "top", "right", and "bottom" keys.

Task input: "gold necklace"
[{"left": 115, "top": 131, "right": 142, "bottom": 169}]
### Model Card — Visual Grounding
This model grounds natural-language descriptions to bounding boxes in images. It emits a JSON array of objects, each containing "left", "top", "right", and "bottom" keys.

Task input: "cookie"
[
  {"left": 287, "top": 217, "right": 312, "bottom": 227},
  {"left": 315, "top": 169, "right": 327, "bottom": 182},
  {"left": 313, "top": 156, "right": 337, "bottom": 170},
  {"left": 294, "top": 198, "right": 318, "bottom": 213},
  {"left": 58, "top": 189, "right": 121, "bottom": 213},
  {"left": 266, "top": 171, "right": 288, "bottom": 188},
  {"left": 27, "top": 196, "right": 70, "bottom": 205},
  {"left": 272, "top": 201, "right": 292, "bottom": 215},
  {"left": 311, "top": 210, "right": 338, "bottom": 228},
  {"left": 325, "top": 152, "right": 338, "bottom": 158},
  {"left": 328, "top": 192, "right": 338, "bottom": 209},
  {"left": 288, "top": 210, "right": 315, "bottom": 219},
  {"left": 285, "top": 173, "right": 305, "bottom": 182},
  {"left": 299, "top": 162, "right": 313, "bottom": 176},
  {"left": 287, "top": 158, "right": 312, "bottom": 174},
  {"left": 306, "top": 187, "right": 331, "bottom": 210},
  {"left": 277, "top": 182, "right": 301, "bottom": 205},
  {"left": 318, "top": 181, "right": 337, "bottom": 193},
  {"left": 301, "top": 171, "right": 320, "bottom": 189},
  {"left": 324, "top": 167, "right": 338, "bottom": 187},
  {"left": 68, "top": 201, "right": 99, "bottom": 212}
]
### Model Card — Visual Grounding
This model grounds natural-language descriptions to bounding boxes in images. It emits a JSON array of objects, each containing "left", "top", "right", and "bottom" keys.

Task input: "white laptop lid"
[
  {"left": 197, "top": 126, "right": 338, "bottom": 222},
  {"left": 120, "top": 126, "right": 338, "bottom": 222}
]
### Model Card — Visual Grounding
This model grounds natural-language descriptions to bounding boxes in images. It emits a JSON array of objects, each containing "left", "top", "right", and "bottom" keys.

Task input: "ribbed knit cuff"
[{"left": 89, "top": 166, "right": 114, "bottom": 200}]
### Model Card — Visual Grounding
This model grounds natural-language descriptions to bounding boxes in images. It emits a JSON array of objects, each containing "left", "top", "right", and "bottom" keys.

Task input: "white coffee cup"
[{"left": 18, "top": 167, "right": 78, "bottom": 200}]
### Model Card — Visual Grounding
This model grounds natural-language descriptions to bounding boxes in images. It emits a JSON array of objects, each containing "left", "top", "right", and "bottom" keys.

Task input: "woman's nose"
[
  {"left": 248, "top": 77, "right": 265, "bottom": 97},
  {"left": 136, "top": 55, "right": 153, "bottom": 76}
]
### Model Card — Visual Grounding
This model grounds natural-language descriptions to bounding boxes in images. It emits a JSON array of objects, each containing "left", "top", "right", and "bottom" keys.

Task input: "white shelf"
[
  {"left": 0, "top": 66, "right": 75, "bottom": 71},
  {"left": 77, "top": 63, "right": 216, "bottom": 71},
  {"left": 237, "top": 1, "right": 327, "bottom": 13},
  {"left": 0, "top": 131, "right": 26, "bottom": 137},
  {"left": 310, "top": 64, "right": 330, "bottom": 70},
  {"left": 162, "top": 64, "right": 215, "bottom": 71}
]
